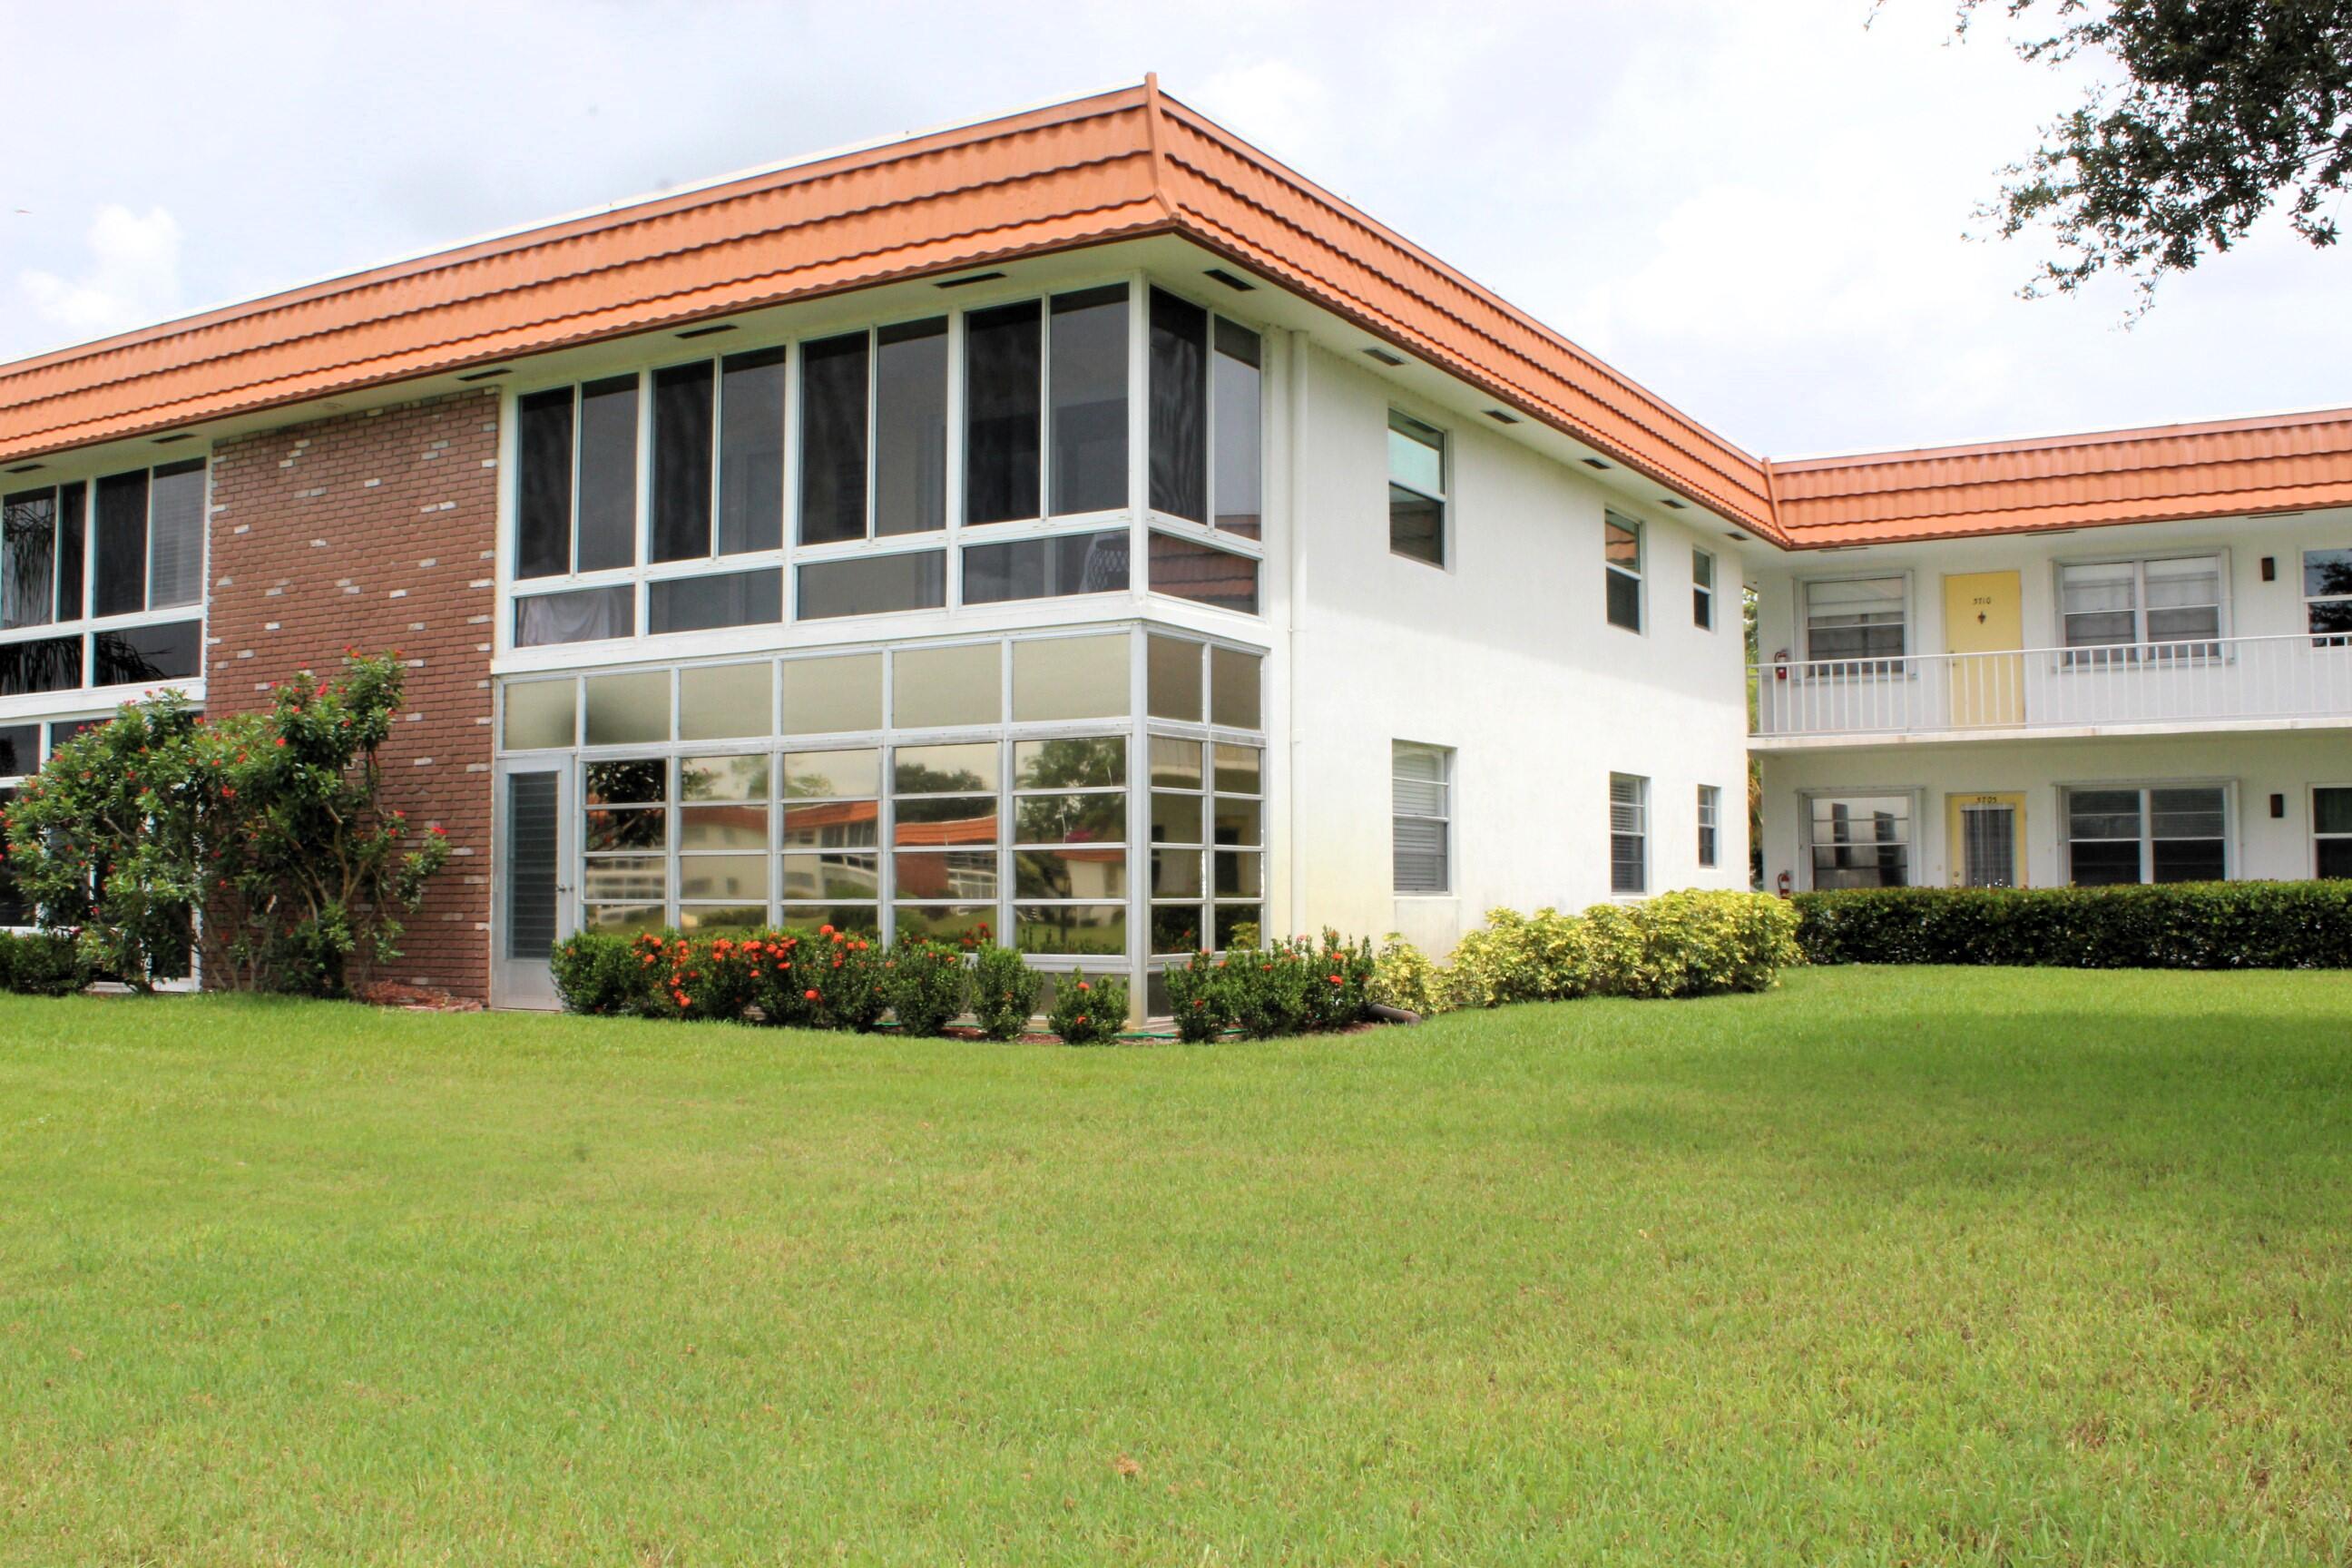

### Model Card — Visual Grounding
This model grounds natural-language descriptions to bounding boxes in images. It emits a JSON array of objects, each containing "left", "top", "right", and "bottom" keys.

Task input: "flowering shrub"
[
  {"left": 969, "top": 944, "right": 1043, "bottom": 1041},
  {"left": 2, "top": 654, "right": 448, "bottom": 995},
  {"left": 1216, "top": 933, "right": 1374, "bottom": 1038},
  {"left": 807, "top": 925, "right": 887, "bottom": 1031},
  {"left": 550, "top": 931, "right": 653, "bottom": 1015},
  {"left": 740, "top": 928, "right": 818, "bottom": 1028},
  {"left": 1161, "top": 951, "right": 1232, "bottom": 1043},
  {"left": 1300, "top": 930, "right": 1374, "bottom": 1031},
  {"left": 1047, "top": 969, "right": 1126, "bottom": 1045},
  {"left": 880, "top": 936, "right": 970, "bottom": 1036},
  {"left": 632, "top": 931, "right": 759, "bottom": 1023}
]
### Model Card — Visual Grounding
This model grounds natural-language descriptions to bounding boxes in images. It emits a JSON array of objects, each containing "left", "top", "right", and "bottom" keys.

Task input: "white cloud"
[{"left": 18, "top": 204, "right": 184, "bottom": 343}]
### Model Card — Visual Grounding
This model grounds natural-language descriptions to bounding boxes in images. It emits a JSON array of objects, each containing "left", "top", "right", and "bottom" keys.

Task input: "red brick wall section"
[{"left": 207, "top": 389, "right": 501, "bottom": 1001}]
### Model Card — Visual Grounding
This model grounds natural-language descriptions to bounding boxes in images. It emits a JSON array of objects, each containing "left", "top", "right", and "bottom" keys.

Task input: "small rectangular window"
[
  {"left": 145, "top": 460, "right": 206, "bottom": 610},
  {"left": 1049, "top": 286, "right": 1129, "bottom": 516},
  {"left": 875, "top": 318, "right": 949, "bottom": 536},
  {"left": 575, "top": 376, "right": 640, "bottom": 573},
  {"left": 2315, "top": 787, "right": 2352, "bottom": 878},
  {"left": 649, "top": 361, "right": 714, "bottom": 563},
  {"left": 965, "top": 299, "right": 1044, "bottom": 525},
  {"left": 1211, "top": 320, "right": 1263, "bottom": 537},
  {"left": 514, "top": 584, "right": 633, "bottom": 647},
  {"left": 796, "top": 550, "right": 946, "bottom": 621},
  {"left": 514, "top": 388, "right": 574, "bottom": 580},
  {"left": 963, "top": 531, "right": 1127, "bottom": 605},
  {"left": 1393, "top": 743, "right": 1452, "bottom": 895},
  {"left": 647, "top": 567, "right": 780, "bottom": 634},
  {"left": 93, "top": 469, "right": 148, "bottom": 617},
  {"left": 2304, "top": 548, "right": 2352, "bottom": 642},
  {"left": 2060, "top": 555, "right": 2222, "bottom": 655},
  {"left": 1803, "top": 577, "right": 1906, "bottom": 663},
  {"left": 1387, "top": 410, "right": 1446, "bottom": 565},
  {"left": 1604, "top": 512, "right": 1642, "bottom": 632},
  {"left": 1692, "top": 548, "right": 1716, "bottom": 631},
  {"left": 2066, "top": 785, "right": 2226, "bottom": 886},
  {"left": 2, "top": 487, "right": 57, "bottom": 631},
  {"left": 0, "top": 634, "right": 83, "bottom": 696},
  {"left": 1610, "top": 774, "right": 1648, "bottom": 895},
  {"left": 1807, "top": 793, "right": 1911, "bottom": 889},
  {"left": 1149, "top": 289, "right": 1209, "bottom": 523},
  {"left": 94, "top": 619, "right": 201, "bottom": 684},
  {"left": 1698, "top": 784, "right": 1720, "bottom": 868},
  {"left": 716, "top": 348, "right": 785, "bottom": 554},
  {"left": 799, "top": 331, "right": 870, "bottom": 545}
]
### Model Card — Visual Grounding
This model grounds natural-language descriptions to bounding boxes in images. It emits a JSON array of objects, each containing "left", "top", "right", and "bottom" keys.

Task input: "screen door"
[{"left": 493, "top": 758, "right": 573, "bottom": 1008}]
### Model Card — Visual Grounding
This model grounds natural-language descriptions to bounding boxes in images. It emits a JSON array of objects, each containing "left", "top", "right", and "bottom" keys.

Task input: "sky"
[{"left": 4, "top": 0, "right": 2346, "bottom": 459}]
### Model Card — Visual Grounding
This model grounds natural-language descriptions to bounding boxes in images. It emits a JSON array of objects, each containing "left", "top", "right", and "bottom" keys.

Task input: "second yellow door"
[{"left": 1944, "top": 571, "right": 2024, "bottom": 726}]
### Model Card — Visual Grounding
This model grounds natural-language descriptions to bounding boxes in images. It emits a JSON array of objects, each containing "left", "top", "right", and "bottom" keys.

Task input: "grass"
[{"left": 2, "top": 966, "right": 2349, "bottom": 1565}]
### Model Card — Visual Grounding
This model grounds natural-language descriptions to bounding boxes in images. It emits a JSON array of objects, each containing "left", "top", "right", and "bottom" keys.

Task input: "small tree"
[{"left": 4, "top": 653, "right": 450, "bottom": 995}]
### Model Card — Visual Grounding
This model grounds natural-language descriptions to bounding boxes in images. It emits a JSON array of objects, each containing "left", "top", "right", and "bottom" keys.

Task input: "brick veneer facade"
[{"left": 206, "top": 389, "right": 502, "bottom": 1001}]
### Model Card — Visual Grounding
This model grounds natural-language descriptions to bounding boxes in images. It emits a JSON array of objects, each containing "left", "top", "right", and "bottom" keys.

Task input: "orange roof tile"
[
  {"left": 1769, "top": 407, "right": 2352, "bottom": 546},
  {"left": 0, "top": 79, "right": 1781, "bottom": 542}
]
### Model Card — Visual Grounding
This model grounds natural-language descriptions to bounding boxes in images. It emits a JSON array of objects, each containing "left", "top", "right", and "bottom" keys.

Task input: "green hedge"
[{"left": 1794, "top": 882, "right": 2352, "bottom": 970}]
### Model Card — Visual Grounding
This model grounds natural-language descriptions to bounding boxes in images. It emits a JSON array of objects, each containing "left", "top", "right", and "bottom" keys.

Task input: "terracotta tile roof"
[
  {"left": 1769, "top": 407, "right": 2352, "bottom": 547},
  {"left": 0, "top": 79, "right": 1781, "bottom": 542}
]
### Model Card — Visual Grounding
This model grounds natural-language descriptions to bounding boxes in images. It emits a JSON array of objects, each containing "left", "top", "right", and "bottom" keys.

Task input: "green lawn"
[{"left": 3, "top": 967, "right": 2349, "bottom": 1565}]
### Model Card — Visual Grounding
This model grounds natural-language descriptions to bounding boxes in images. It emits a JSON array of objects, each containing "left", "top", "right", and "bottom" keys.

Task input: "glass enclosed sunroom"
[{"left": 486, "top": 271, "right": 1280, "bottom": 1014}]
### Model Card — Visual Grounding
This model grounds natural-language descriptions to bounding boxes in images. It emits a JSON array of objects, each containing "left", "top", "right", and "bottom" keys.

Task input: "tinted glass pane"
[
  {"left": 779, "top": 854, "right": 879, "bottom": 899},
  {"left": 1151, "top": 848, "right": 1203, "bottom": 898},
  {"left": 583, "top": 671, "right": 670, "bottom": 745},
  {"left": 681, "top": 804, "right": 768, "bottom": 850},
  {"left": 648, "top": 361, "right": 714, "bottom": 563},
  {"left": 2316, "top": 788, "right": 2352, "bottom": 837},
  {"left": 93, "top": 620, "right": 201, "bottom": 684},
  {"left": 781, "top": 749, "right": 881, "bottom": 799},
  {"left": 796, "top": 550, "right": 945, "bottom": 620},
  {"left": 2069, "top": 840, "right": 2141, "bottom": 887},
  {"left": 93, "top": 470, "right": 147, "bottom": 617},
  {"left": 680, "top": 753, "right": 769, "bottom": 801},
  {"left": 679, "top": 662, "right": 773, "bottom": 741},
  {"left": 1152, "top": 791, "right": 1203, "bottom": 842},
  {"left": 514, "top": 585, "right": 632, "bottom": 647},
  {"left": 1148, "top": 289, "right": 1207, "bottom": 521},
  {"left": 1606, "top": 569, "right": 1642, "bottom": 631},
  {"left": 1014, "top": 848, "right": 1129, "bottom": 900},
  {"left": 895, "top": 741, "right": 996, "bottom": 794},
  {"left": 0, "top": 724, "right": 37, "bottom": 776},
  {"left": 583, "top": 904, "right": 666, "bottom": 935},
  {"left": 876, "top": 318, "right": 948, "bottom": 536},
  {"left": 2318, "top": 838, "right": 2352, "bottom": 879},
  {"left": 1014, "top": 736, "right": 1123, "bottom": 789},
  {"left": 1387, "top": 410, "right": 1445, "bottom": 495},
  {"left": 1013, "top": 904, "right": 1126, "bottom": 957},
  {"left": 2304, "top": 549, "right": 2352, "bottom": 599},
  {"left": 577, "top": 376, "right": 639, "bottom": 573},
  {"left": 1213, "top": 744, "right": 1261, "bottom": 795},
  {"left": 2150, "top": 788, "right": 2226, "bottom": 840},
  {"left": 893, "top": 850, "right": 997, "bottom": 897},
  {"left": 515, "top": 389, "right": 573, "bottom": 579},
  {"left": 647, "top": 567, "right": 780, "bottom": 633},
  {"left": 1049, "top": 286, "right": 1129, "bottom": 515},
  {"left": 1210, "top": 646, "right": 1260, "bottom": 730},
  {"left": 680, "top": 905, "right": 766, "bottom": 934},
  {"left": 965, "top": 300, "right": 1042, "bottom": 524},
  {"left": 895, "top": 904, "right": 996, "bottom": 946},
  {"left": 893, "top": 643, "right": 1000, "bottom": 729},
  {"left": 1604, "top": 517, "right": 1642, "bottom": 569},
  {"left": 147, "top": 459, "right": 204, "bottom": 609},
  {"left": 1152, "top": 903, "right": 1204, "bottom": 955},
  {"left": 1013, "top": 792, "right": 1125, "bottom": 845},
  {"left": 1388, "top": 485, "right": 1444, "bottom": 565},
  {"left": 503, "top": 679, "right": 577, "bottom": 750},
  {"left": 1149, "top": 533, "right": 1258, "bottom": 613},
  {"left": 717, "top": 348, "right": 784, "bottom": 554},
  {"left": 1213, "top": 797, "right": 1262, "bottom": 847},
  {"left": 799, "top": 331, "right": 869, "bottom": 545},
  {"left": 781, "top": 801, "right": 879, "bottom": 848},
  {"left": 583, "top": 808, "right": 665, "bottom": 857},
  {"left": 0, "top": 635, "right": 82, "bottom": 696},
  {"left": 1150, "top": 737, "right": 1202, "bottom": 789},
  {"left": 1211, "top": 319, "right": 1262, "bottom": 536},
  {"left": 584, "top": 759, "right": 666, "bottom": 805},
  {"left": 1212, "top": 906, "right": 1259, "bottom": 950},
  {"left": 1011, "top": 633, "right": 1130, "bottom": 722},
  {"left": 582, "top": 856, "right": 667, "bottom": 903},
  {"left": 2, "top": 489, "right": 54, "bottom": 631},
  {"left": 2151, "top": 838, "right": 2225, "bottom": 883},
  {"left": 1147, "top": 635, "right": 1202, "bottom": 721},
  {"left": 963, "top": 530, "right": 1128, "bottom": 605},
  {"left": 54, "top": 482, "right": 83, "bottom": 623},
  {"left": 680, "top": 855, "right": 767, "bottom": 901},
  {"left": 778, "top": 903, "right": 879, "bottom": 936},
  {"left": 781, "top": 652, "right": 883, "bottom": 736}
]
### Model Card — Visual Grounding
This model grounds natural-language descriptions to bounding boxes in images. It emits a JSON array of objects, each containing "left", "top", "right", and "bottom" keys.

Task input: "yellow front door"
[
  {"left": 1944, "top": 571, "right": 2024, "bottom": 726},
  {"left": 1946, "top": 791, "right": 2027, "bottom": 887}
]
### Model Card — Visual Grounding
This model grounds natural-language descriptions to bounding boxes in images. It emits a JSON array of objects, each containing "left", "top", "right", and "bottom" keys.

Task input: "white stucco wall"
[{"left": 1275, "top": 341, "right": 1755, "bottom": 956}]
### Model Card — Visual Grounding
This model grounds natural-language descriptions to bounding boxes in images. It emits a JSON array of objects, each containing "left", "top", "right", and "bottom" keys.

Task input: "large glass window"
[
  {"left": 2060, "top": 555, "right": 2222, "bottom": 655},
  {"left": 1387, "top": 410, "right": 1446, "bottom": 566},
  {"left": 1803, "top": 577, "right": 1906, "bottom": 664},
  {"left": 2304, "top": 549, "right": 2352, "bottom": 642},
  {"left": 582, "top": 758, "right": 671, "bottom": 935},
  {"left": 1807, "top": 793, "right": 1910, "bottom": 890},
  {"left": 1049, "top": 287, "right": 1130, "bottom": 516},
  {"left": 1393, "top": 743, "right": 1452, "bottom": 895},
  {"left": 779, "top": 747, "right": 881, "bottom": 933},
  {"left": 1610, "top": 773, "right": 1648, "bottom": 895},
  {"left": 2066, "top": 786, "right": 2226, "bottom": 886},
  {"left": 965, "top": 300, "right": 1044, "bottom": 526},
  {"left": 0, "top": 463, "right": 201, "bottom": 693},
  {"left": 2316, "top": 788, "right": 2352, "bottom": 878}
]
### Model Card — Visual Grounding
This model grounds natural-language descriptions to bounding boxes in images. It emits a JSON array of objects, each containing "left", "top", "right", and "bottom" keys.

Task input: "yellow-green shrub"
[
  {"left": 1436, "top": 892, "right": 1799, "bottom": 1005},
  {"left": 1367, "top": 935, "right": 1448, "bottom": 1015},
  {"left": 1444, "top": 906, "right": 1594, "bottom": 1009}
]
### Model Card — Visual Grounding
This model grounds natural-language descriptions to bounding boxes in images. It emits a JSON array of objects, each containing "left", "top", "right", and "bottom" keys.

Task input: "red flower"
[
  {"left": 804, "top": 988, "right": 820, "bottom": 1001},
  {"left": 818, "top": 924, "right": 836, "bottom": 936},
  {"left": 1328, "top": 975, "right": 1344, "bottom": 985},
  {"left": 1076, "top": 980, "right": 1091, "bottom": 993}
]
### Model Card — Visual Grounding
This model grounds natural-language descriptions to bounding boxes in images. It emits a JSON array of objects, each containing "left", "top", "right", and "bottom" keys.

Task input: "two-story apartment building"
[{"left": 0, "top": 80, "right": 2344, "bottom": 1009}]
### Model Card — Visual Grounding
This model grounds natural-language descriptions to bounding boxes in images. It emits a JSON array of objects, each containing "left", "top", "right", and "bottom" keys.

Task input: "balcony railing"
[{"left": 1751, "top": 632, "right": 2352, "bottom": 740}]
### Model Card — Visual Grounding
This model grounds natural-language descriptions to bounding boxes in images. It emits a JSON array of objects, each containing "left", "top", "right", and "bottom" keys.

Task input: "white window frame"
[
  {"left": 0, "top": 456, "right": 210, "bottom": 720},
  {"left": 2059, "top": 779, "right": 2234, "bottom": 887},
  {"left": 1391, "top": 741, "right": 1454, "bottom": 897},
  {"left": 1609, "top": 772, "right": 1648, "bottom": 896},
  {"left": 1697, "top": 783, "right": 1720, "bottom": 868},
  {"left": 496, "top": 272, "right": 1275, "bottom": 666},
  {"left": 2052, "top": 550, "right": 2230, "bottom": 662},
  {"left": 1603, "top": 510, "right": 1644, "bottom": 633},
  {"left": 2314, "top": 783, "right": 2352, "bottom": 879},
  {"left": 1798, "top": 788, "right": 1919, "bottom": 892},
  {"left": 2302, "top": 547, "right": 2352, "bottom": 643},
  {"left": 1385, "top": 407, "right": 1449, "bottom": 569},
  {"left": 1691, "top": 546, "right": 1716, "bottom": 631}
]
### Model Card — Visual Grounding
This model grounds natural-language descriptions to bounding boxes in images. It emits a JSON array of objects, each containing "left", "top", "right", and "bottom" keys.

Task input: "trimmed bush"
[
  {"left": 742, "top": 928, "right": 819, "bottom": 1028},
  {"left": 1445, "top": 906, "right": 1594, "bottom": 1009},
  {"left": 1367, "top": 935, "right": 1446, "bottom": 1016},
  {"left": 806, "top": 925, "right": 887, "bottom": 1031},
  {"left": 1048, "top": 969, "right": 1126, "bottom": 1045},
  {"left": 633, "top": 932, "right": 759, "bottom": 1023},
  {"left": 0, "top": 930, "right": 89, "bottom": 997},
  {"left": 969, "top": 944, "right": 1043, "bottom": 1041},
  {"left": 550, "top": 931, "right": 652, "bottom": 1015},
  {"left": 880, "top": 936, "right": 970, "bottom": 1037},
  {"left": 1162, "top": 950, "right": 1231, "bottom": 1042},
  {"left": 1598, "top": 889, "right": 1804, "bottom": 999},
  {"left": 1795, "top": 881, "right": 2352, "bottom": 970}
]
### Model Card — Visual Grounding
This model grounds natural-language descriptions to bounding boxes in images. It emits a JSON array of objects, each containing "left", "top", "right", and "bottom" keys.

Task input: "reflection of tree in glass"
[
  {"left": 1015, "top": 736, "right": 1122, "bottom": 790},
  {"left": 894, "top": 763, "right": 990, "bottom": 794}
]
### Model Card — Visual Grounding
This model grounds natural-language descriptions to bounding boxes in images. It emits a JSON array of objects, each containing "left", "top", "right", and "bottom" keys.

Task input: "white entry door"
[{"left": 493, "top": 758, "right": 574, "bottom": 1009}]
